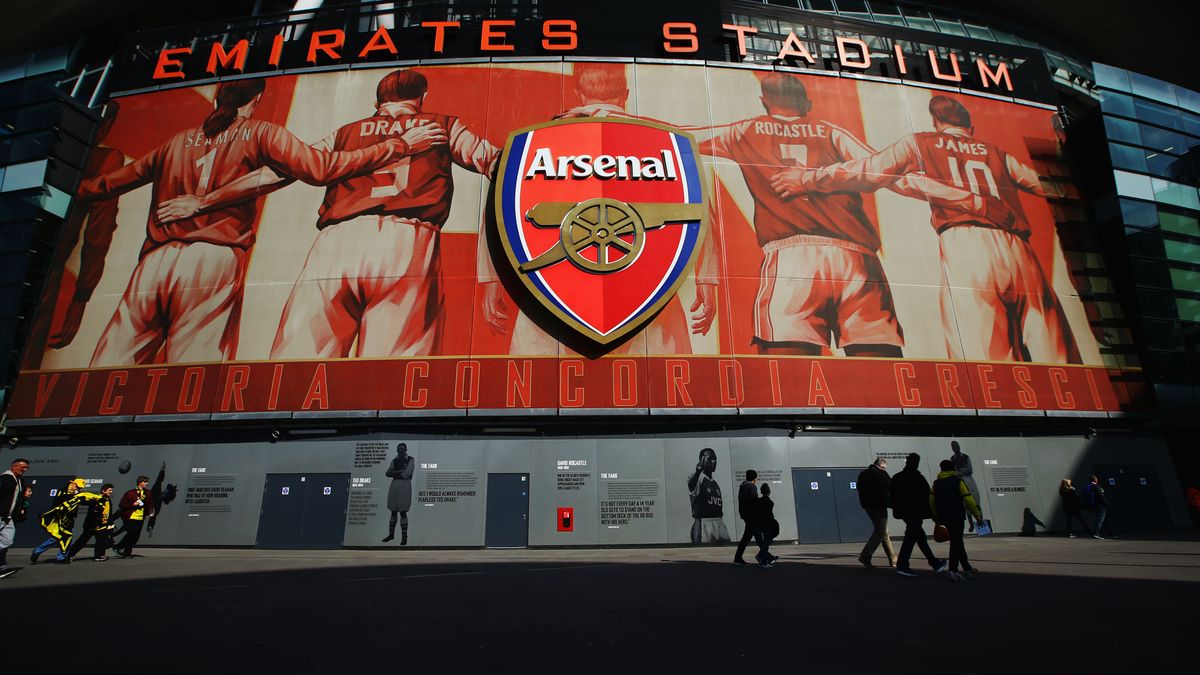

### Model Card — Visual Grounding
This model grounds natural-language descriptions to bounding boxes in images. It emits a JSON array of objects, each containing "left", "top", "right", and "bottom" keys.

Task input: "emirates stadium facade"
[{"left": 0, "top": 0, "right": 1196, "bottom": 549}]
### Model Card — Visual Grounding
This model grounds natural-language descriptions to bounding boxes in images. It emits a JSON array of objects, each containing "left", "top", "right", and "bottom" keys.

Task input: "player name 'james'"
[{"left": 525, "top": 148, "right": 679, "bottom": 181}]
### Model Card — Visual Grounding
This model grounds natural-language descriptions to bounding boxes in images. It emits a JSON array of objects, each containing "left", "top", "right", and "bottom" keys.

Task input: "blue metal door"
[{"left": 485, "top": 473, "right": 529, "bottom": 548}]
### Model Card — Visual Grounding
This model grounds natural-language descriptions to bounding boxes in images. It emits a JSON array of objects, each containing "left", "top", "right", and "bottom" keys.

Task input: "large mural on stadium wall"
[{"left": 8, "top": 61, "right": 1140, "bottom": 419}]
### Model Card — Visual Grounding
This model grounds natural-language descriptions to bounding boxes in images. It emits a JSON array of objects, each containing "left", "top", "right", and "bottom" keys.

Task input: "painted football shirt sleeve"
[
  {"left": 447, "top": 119, "right": 500, "bottom": 176},
  {"left": 258, "top": 123, "right": 406, "bottom": 185},
  {"left": 800, "top": 135, "right": 923, "bottom": 193},
  {"left": 696, "top": 121, "right": 748, "bottom": 160},
  {"left": 1005, "top": 152, "right": 1051, "bottom": 198},
  {"left": 830, "top": 125, "right": 981, "bottom": 212},
  {"left": 78, "top": 143, "right": 165, "bottom": 199}
]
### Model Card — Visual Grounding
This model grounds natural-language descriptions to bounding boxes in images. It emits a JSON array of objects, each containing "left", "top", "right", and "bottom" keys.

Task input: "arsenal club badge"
[{"left": 495, "top": 118, "right": 708, "bottom": 344}]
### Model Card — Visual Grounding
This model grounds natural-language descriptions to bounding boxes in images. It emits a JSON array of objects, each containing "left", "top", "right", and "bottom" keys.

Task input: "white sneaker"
[
  {"left": 947, "top": 571, "right": 964, "bottom": 582},
  {"left": 933, "top": 561, "right": 949, "bottom": 574}
]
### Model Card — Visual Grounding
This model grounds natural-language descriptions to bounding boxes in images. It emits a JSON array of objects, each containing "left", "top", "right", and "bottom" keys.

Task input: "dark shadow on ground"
[{"left": 1, "top": 554, "right": 1194, "bottom": 673}]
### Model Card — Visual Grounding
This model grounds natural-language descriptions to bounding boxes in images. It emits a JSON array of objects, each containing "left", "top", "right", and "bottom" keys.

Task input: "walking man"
[
  {"left": 30, "top": 478, "right": 84, "bottom": 563},
  {"left": 1084, "top": 475, "right": 1115, "bottom": 539},
  {"left": 891, "top": 453, "right": 947, "bottom": 577},
  {"left": 114, "top": 475, "right": 152, "bottom": 558},
  {"left": 857, "top": 457, "right": 896, "bottom": 568},
  {"left": 931, "top": 460, "right": 984, "bottom": 581},
  {"left": 0, "top": 458, "right": 30, "bottom": 578},
  {"left": 734, "top": 470, "right": 772, "bottom": 567}
]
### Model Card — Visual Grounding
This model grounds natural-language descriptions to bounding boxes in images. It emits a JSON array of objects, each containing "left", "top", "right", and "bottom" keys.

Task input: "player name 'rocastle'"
[
  {"left": 524, "top": 148, "right": 679, "bottom": 180},
  {"left": 754, "top": 121, "right": 828, "bottom": 138}
]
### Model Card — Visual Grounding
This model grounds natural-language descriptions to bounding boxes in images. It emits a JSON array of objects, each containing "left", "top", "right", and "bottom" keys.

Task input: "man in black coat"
[
  {"left": 734, "top": 470, "right": 771, "bottom": 567},
  {"left": 891, "top": 453, "right": 947, "bottom": 577},
  {"left": 857, "top": 458, "right": 895, "bottom": 568},
  {"left": 0, "top": 458, "right": 30, "bottom": 578}
]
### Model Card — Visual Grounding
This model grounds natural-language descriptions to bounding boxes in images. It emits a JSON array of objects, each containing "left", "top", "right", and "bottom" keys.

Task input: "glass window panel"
[
  {"left": 1121, "top": 198, "right": 1160, "bottom": 228},
  {"left": 0, "top": 159, "right": 45, "bottom": 192},
  {"left": 1163, "top": 237, "right": 1200, "bottom": 264},
  {"left": 962, "top": 22, "right": 993, "bottom": 40},
  {"left": 1129, "top": 71, "right": 1179, "bottom": 107},
  {"left": 1099, "top": 90, "right": 1136, "bottom": 118},
  {"left": 807, "top": 0, "right": 836, "bottom": 10},
  {"left": 1114, "top": 170, "right": 1155, "bottom": 201},
  {"left": 1109, "top": 143, "right": 1148, "bottom": 172},
  {"left": 1093, "top": 63, "right": 1131, "bottom": 92},
  {"left": 1140, "top": 125, "right": 1192, "bottom": 155},
  {"left": 931, "top": 12, "right": 967, "bottom": 35},
  {"left": 987, "top": 27, "right": 1020, "bottom": 45},
  {"left": 1134, "top": 98, "right": 1182, "bottom": 131},
  {"left": 1152, "top": 178, "right": 1200, "bottom": 210},
  {"left": 1103, "top": 115, "right": 1141, "bottom": 145},
  {"left": 1125, "top": 228, "right": 1164, "bottom": 257},
  {"left": 1170, "top": 267, "right": 1200, "bottom": 293},
  {"left": 899, "top": 4, "right": 935, "bottom": 32},
  {"left": 1133, "top": 258, "right": 1171, "bottom": 286},
  {"left": 836, "top": 0, "right": 871, "bottom": 20},
  {"left": 867, "top": 1, "right": 906, "bottom": 25},
  {"left": 1181, "top": 112, "right": 1200, "bottom": 139},
  {"left": 1176, "top": 298, "right": 1200, "bottom": 323},
  {"left": 1144, "top": 319, "right": 1185, "bottom": 351},
  {"left": 1178, "top": 88, "right": 1200, "bottom": 116},
  {"left": 1139, "top": 288, "right": 1178, "bottom": 318},
  {"left": 1159, "top": 209, "right": 1200, "bottom": 237}
]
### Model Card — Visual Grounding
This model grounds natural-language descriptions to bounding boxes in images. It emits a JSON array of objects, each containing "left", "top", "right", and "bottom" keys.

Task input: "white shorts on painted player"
[
  {"left": 271, "top": 215, "right": 442, "bottom": 359},
  {"left": 691, "top": 517, "right": 731, "bottom": 544},
  {"left": 938, "top": 226, "right": 1077, "bottom": 363},
  {"left": 754, "top": 234, "right": 903, "bottom": 352},
  {"left": 91, "top": 241, "right": 246, "bottom": 366}
]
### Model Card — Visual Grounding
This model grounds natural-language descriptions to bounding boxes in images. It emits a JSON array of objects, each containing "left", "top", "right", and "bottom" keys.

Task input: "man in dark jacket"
[
  {"left": 114, "top": 475, "right": 153, "bottom": 558},
  {"left": 891, "top": 453, "right": 947, "bottom": 577},
  {"left": 66, "top": 483, "right": 115, "bottom": 563},
  {"left": 857, "top": 458, "right": 895, "bottom": 568},
  {"left": 931, "top": 460, "right": 984, "bottom": 581},
  {"left": 0, "top": 458, "right": 30, "bottom": 577},
  {"left": 734, "top": 470, "right": 771, "bottom": 567},
  {"left": 1084, "top": 475, "right": 1115, "bottom": 539}
]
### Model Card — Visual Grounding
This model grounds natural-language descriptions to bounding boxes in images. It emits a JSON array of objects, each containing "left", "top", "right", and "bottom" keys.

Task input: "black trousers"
[
  {"left": 116, "top": 519, "right": 144, "bottom": 555},
  {"left": 734, "top": 520, "right": 768, "bottom": 561},
  {"left": 897, "top": 518, "right": 938, "bottom": 570},
  {"left": 945, "top": 519, "right": 972, "bottom": 572},
  {"left": 67, "top": 528, "right": 111, "bottom": 560},
  {"left": 1063, "top": 508, "right": 1091, "bottom": 535}
]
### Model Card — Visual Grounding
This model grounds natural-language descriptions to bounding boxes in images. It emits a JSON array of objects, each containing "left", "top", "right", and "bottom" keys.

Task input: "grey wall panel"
[
  {"left": 177, "top": 443, "right": 268, "bottom": 546},
  {"left": 408, "top": 441, "right": 487, "bottom": 547},
  {"left": 486, "top": 439, "right": 533, "bottom": 473},
  {"left": 266, "top": 440, "right": 354, "bottom": 473},
  {"left": 789, "top": 435, "right": 873, "bottom": 469},
  {"left": 730, "top": 436, "right": 796, "bottom": 541},
  {"left": 596, "top": 439, "right": 668, "bottom": 545},
  {"left": 343, "top": 439, "right": 415, "bottom": 547},
  {"left": 962, "top": 437, "right": 1037, "bottom": 535},
  {"left": 529, "top": 439, "right": 598, "bottom": 546}
]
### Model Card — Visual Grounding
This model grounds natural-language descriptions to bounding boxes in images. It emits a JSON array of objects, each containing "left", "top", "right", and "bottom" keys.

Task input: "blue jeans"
[
  {"left": 1093, "top": 507, "right": 1112, "bottom": 537},
  {"left": 32, "top": 537, "right": 66, "bottom": 559}
]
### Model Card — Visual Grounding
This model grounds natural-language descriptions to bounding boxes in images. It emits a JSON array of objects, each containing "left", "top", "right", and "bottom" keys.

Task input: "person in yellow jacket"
[
  {"left": 930, "top": 460, "right": 984, "bottom": 581},
  {"left": 38, "top": 480, "right": 107, "bottom": 560}
]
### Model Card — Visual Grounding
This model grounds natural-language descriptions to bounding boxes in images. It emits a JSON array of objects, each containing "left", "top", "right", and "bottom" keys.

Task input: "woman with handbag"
[
  {"left": 757, "top": 484, "right": 780, "bottom": 564},
  {"left": 930, "top": 460, "right": 984, "bottom": 581}
]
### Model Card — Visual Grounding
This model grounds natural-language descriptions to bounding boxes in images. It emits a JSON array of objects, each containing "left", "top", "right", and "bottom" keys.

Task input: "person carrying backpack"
[{"left": 930, "top": 459, "right": 984, "bottom": 581}]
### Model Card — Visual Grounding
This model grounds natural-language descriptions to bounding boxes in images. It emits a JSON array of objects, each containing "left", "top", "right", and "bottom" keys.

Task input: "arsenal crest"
[{"left": 495, "top": 118, "right": 707, "bottom": 344}]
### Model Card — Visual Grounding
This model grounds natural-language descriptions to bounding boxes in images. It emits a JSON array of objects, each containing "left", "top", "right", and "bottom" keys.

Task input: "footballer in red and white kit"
[
  {"left": 774, "top": 95, "right": 1079, "bottom": 363},
  {"left": 698, "top": 74, "right": 992, "bottom": 357},
  {"left": 246, "top": 69, "right": 496, "bottom": 359},
  {"left": 479, "top": 65, "right": 719, "bottom": 355},
  {"left": 76, "top": 80, "right": 411, "bottom": 367}
]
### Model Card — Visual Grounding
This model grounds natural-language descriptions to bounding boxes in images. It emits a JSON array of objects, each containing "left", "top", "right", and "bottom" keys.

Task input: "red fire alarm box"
[{"left": 557, "top": 507, "right": 574, "bottom": 532}]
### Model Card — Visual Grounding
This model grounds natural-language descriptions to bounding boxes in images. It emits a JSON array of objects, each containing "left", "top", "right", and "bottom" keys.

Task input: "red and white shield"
[{"left": 495, "top": 118, "right": 707, "bottom": 344}]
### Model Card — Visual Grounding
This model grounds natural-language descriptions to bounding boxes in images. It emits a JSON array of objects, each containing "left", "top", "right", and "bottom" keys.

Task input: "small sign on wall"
[{"left": 558, "top": 507, "right": 574, "bottom": 532}]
